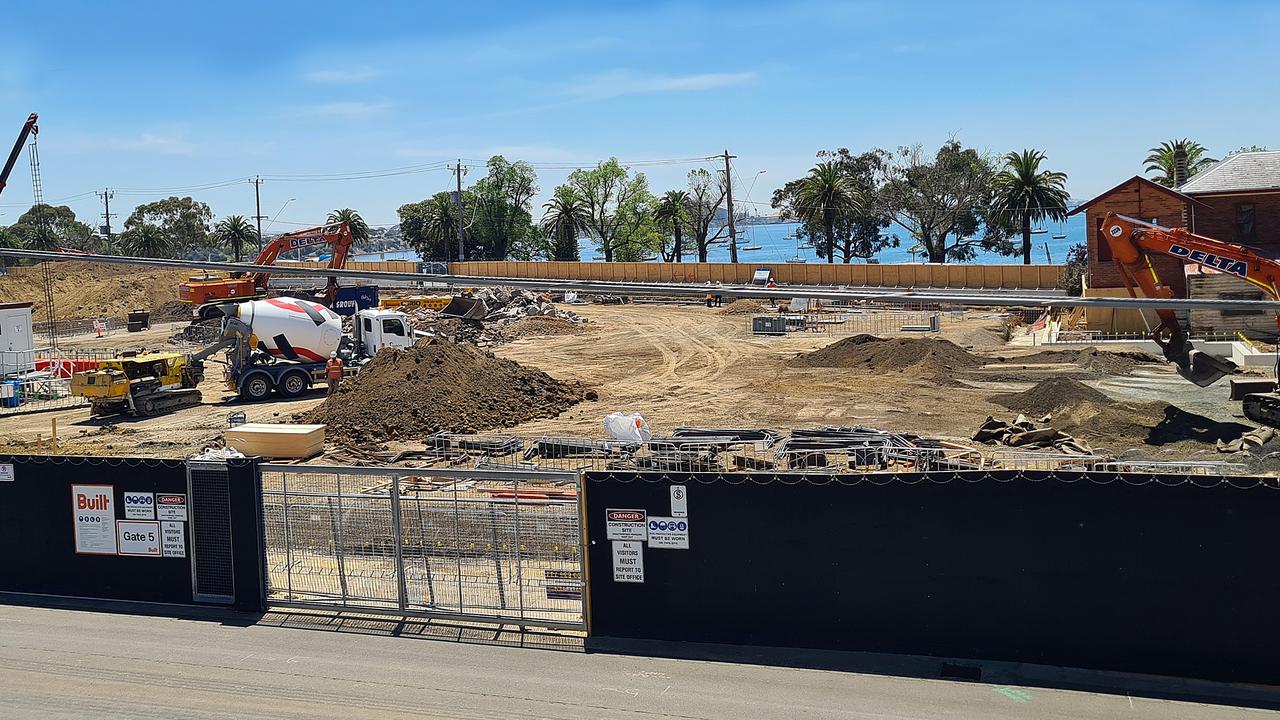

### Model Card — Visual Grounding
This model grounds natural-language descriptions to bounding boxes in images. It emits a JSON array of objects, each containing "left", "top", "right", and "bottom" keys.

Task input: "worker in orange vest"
[{"left": 326, "top": 352, "right": 344, "bottom": 396}]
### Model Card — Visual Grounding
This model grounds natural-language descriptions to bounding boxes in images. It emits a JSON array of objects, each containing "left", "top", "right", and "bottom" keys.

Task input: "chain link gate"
[{"left": 259, "top": 464, "right": 586, "bottom": 629}]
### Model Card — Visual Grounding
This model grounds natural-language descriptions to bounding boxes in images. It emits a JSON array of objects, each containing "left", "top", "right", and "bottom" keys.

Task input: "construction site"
[{"left": 0, "top": 251, "right": 1276, "bottom": 478}]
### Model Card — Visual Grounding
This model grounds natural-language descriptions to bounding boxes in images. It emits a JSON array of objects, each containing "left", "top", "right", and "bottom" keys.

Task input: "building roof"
[
  {"left": 1178, "top": 151, "right": 1280, "bottom": 195},
  {"left": 0, "top": 302, "right": 33, "bottom": 311},
  {"left": 1067, "top": 175, "right": 1206, "bottom": 216}
]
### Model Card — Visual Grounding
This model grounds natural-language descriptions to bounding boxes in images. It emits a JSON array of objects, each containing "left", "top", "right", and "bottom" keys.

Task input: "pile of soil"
[
  {"left": 1004, "top": 347, "right": 1158, "bottom": 376},
  {"left": 505, "top": 316, "right": 590, "bottom": 339},
  {"left": 992, "top": 377, "right": 1110, "bottom": 417},
  {"left": 716, "top": 299, "right": 768, "bottom": 316},
  {"left": 0, "top": 261, "right": 187, "bottom": 318},
  {"left": 789, "top": 334, "right": 984, "bottom": 378},
  {"left": 993, "top": 377, "right": 1253, "bottom": 449},
  {"left": 152, "top": 300, "right": 194, "bottom": 323},
  {"left": 303, "top": 338, "right": 590, "bottom": 442}
]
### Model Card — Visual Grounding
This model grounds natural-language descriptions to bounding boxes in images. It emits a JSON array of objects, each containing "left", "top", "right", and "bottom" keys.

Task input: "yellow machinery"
[
  {"left": 380, "top": 295, "right": 453, "bottom": 312},
  {"left": 71, "top": 352, "right": 205, "bottom": 416}
]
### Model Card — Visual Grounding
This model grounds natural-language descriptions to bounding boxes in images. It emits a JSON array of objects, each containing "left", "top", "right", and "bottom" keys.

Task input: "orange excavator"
[
  {"left": 179, "top": 221, "right": 355, "bottom": 316},
  {"left": 1100, "top": 212, "right": 1280, "bottom": 423}
]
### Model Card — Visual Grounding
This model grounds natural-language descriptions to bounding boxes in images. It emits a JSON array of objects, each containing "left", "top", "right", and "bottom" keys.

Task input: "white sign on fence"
[
  {"left": 612, "top": 541, "right": 645, "bottom": 583},
  {"left": 669, "top": 485, "right": 687, "bottom": 517},
  {"left": 0, "top": 463, "right": 13, "bottom": 482},
  {"left": 123, "top": 492, "right": 155, "bottom": 519},
  {"left": 647, "top": 517, "right": 689, "bottom": 550},
  {"left": 116, "top": 520, "right": 161, "bottom": 557},
  {"left": 155, "top": 493, "right": 188, "bottom": 521},
  {"left": 161, "top": 521, "right": 186, "bottom": 558},
  {"left": 605, "top": 509, "right": 647, "bottom": 541},
  {"left": 72, "top": 484, "right": 117, "bottom": 555}
]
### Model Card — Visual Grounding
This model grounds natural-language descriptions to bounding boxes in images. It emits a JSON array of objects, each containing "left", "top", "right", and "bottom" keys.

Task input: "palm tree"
[
  {"left": 540, "top": 189, "right": 589, "bottom": 262},
  {"left": 120, "top": 225, "right": 172, "bottom": 258},
  {"left": 991, "top": 150, "right": 1071, "bottom": 265},
  {"left": 653, "top": 190, "right": 689, "bottom": 262},
  {"left": 327, "top": 208, "right": 370, "bottom": 250},
  {"left": 795, "top": 162, "right": 858, "bottom": 264},
  {"left": 418, "top": 194, "right": 460, "bottom": 260},
  {"left": 213, "top": 215, "right": 256, "bottom": 262},
  {"left": 1145, "top": 139, "right": 1215, "bottom": 187}
]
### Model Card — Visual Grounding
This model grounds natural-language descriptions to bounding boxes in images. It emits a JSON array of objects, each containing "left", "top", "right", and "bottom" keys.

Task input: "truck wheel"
[
  {"left": 276, "top": 371, "right": 310, "bottom": 398},
  {"left": 240, "top": 374, "right": 273, "bottom": 402}
]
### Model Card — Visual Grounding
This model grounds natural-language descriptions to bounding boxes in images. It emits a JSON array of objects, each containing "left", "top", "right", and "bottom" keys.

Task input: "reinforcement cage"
[{"left": 259, "top": 464, "right": 585, "bottom": 629}]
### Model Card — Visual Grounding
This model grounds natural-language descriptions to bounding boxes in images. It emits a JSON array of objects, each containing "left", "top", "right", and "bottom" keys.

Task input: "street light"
[{"left": 267, "top": 198, "right": 297, "bottom": 232}]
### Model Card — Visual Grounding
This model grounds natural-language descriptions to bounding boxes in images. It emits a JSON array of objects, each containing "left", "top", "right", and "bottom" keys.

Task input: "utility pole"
[
  {"left": 95, "top": 188, "right": 115, "bottom": 237},
  {"left": 251, "top": 176, "right": 265, "bottom": 253},
  {"left": 451, "top": 160, "right": 467, "bottom": 262},
  {"left": 723, "top": 149, "right": 738, "bottom": 263}
]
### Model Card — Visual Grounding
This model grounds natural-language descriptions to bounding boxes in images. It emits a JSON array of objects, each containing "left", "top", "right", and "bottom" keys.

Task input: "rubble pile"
[
  {"left": 401, "top": 288, "right": 589, "bottom": 346},
  {"left": 474, "top": 288, "right": 586, "bottom": 327}
]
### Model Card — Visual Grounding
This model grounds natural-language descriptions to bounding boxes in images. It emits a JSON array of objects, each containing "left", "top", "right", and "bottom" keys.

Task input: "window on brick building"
[
  {"left": 1094, "top": 217, "right": 1112, "bottom": 261},
  {"left": 1236, "top": 203, "right": 1257, "bottom": 243}
]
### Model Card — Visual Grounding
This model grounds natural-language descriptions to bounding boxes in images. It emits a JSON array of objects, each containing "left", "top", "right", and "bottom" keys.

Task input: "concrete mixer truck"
[
  {"left": 73, "top": 297, "right": 415, "bottom": 415},
  {"left": 219, "top": 296, "right": 416, "bottom": 402}
]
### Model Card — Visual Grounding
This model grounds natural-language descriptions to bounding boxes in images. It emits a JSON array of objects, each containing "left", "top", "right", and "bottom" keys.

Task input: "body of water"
[{"left": 355, "top": 214, "right": 1087, "bottom": 265}]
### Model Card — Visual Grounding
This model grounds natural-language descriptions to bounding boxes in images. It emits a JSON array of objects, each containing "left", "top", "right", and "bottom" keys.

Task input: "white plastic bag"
[{"left": 603, "top": 412, "right": 651, "bottom": 443}]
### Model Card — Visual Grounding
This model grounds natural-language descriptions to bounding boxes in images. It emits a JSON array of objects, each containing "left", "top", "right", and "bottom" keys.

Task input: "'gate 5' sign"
[
  {"left": 116, "top": 520, "right": 161, "bottom": 557},
  {"left": 123, "top": 492, "right": 155, "bottom": 519}
]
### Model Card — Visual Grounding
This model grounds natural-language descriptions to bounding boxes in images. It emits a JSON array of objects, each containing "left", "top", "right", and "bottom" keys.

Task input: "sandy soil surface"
[
  {"left": 0, "top": 261, "right": 189, "bottom": 318},
  {"left": 0, "top": 302, "right": 1261, "bottom": 465}
]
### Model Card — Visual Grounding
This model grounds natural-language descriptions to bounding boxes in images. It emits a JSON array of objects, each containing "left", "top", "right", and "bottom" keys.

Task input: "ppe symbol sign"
[{"left": 646, "top": 516, "right": 689, "bottom": 550}]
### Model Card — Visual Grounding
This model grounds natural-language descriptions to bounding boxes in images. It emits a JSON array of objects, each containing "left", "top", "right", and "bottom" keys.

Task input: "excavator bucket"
[
  {"left": 439, "top": 296, "right": 489, "bottom": 321},
  {"left": 1162, "top": 337, "right": 1238, "bottom": 387}
]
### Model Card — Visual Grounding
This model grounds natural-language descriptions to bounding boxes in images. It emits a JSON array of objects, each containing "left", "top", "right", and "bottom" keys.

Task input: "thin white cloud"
[
  {"left": 565, "top": 70, "right": 756, "bottom": 100},
  {"left": 303, "top": 66, "right": 379, "bottom": 84},
  {"left": 306, "top": 101, "right": 392, "bottom": 118},
  {"left": 120, "top": 133, "right": 198, "bottom": 156}
]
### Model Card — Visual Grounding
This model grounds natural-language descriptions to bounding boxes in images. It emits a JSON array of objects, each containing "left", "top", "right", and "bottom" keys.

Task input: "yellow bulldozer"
[{"left": 71, "top": 352, "right": 205, "bottom": 417}]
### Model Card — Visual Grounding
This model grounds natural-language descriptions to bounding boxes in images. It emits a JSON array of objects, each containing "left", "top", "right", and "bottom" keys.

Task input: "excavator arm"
[
  {"left": 0, "top": 113, "right": 37, "bottom": 198},
  {"left": 1100, "top": 212, "right": 1280, "bottom": 386},
  {"left": 248, "top": 221, "right": 351, "bottom": 292}
]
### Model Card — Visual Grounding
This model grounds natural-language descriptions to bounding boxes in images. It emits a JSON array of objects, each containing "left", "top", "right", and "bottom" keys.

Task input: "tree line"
[
  {"left": 2, "top": 137, "right": 1260, "bottom": 267},
  {"left": 0, "top": 196, "right": 372, "bottom": 263}
]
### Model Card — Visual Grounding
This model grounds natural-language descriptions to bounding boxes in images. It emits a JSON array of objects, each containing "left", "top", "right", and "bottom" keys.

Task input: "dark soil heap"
[
  {"left": 992, "top": 377, "right": 1110, "bottom": 416},
  {"left": 505, "top": 316, "right": 590, "bottom": 339},
  {"left": 993, "top": 377, "right": 1254, "bottom": 449},
  {"left": 303, "top": 338, "right": 589, "bottom": 442},
  {"left": 716, "top": 299, "right": 768, "bottom": 316},
  {"left": 788, "top": 334, "right": 985, "bottom": 378},
  {"left": 1002, "top": 347, "right": 1157, "bottom": 376}
]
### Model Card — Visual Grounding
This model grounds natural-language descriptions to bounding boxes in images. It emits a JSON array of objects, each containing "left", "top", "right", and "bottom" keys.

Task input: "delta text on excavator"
[{"left": 1100, "top": 211, "right": 1280, "bottom": 426}]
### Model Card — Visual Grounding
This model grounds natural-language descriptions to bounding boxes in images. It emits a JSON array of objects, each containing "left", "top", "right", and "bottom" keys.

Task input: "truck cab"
[{"left": 353, "top": 309, "right": 415, "bottom": 356}]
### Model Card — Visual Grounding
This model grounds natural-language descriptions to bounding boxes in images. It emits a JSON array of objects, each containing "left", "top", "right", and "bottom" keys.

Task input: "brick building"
[{"left": 1069, "top": 151, "right": 1280, "bottom": 337}]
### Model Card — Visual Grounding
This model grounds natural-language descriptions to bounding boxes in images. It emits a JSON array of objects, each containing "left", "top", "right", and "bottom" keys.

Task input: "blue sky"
[{"left": 1, "top": 0, "right": 1278, "bottom": 233}]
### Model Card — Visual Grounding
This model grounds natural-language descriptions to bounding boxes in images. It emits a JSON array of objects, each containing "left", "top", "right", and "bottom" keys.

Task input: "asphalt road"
[{"left": 0, "top": 604, "right": 1271, "bottom": 719}]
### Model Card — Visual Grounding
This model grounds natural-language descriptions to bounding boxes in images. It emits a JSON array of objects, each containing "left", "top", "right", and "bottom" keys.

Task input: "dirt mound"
[
  {"left": 994, "top": 377, "right": 1253, "bottom": 449},
  {"left": 152, "top": 300, "right": 194, "bottom": 323},
  {"left": 505, "top": 316, "right": 590, "bottom": 339},
  {"left": 992, "top": 377, "right": 1110, "bottom": 416},
  {"left": 0, "top": 261, "right": 187, "bottom": 318},
  {"left": 302, "top": 338, "right": 589, "bottom": 442},
  {"left": 716, "top": 299, "right": 768, "bottom": 316},
  {"left": 789, "top": 334, "right": 984, "bottom": 378},
  {"left": 1003, "top": 347, "right": 1158, "bottom": 375}
]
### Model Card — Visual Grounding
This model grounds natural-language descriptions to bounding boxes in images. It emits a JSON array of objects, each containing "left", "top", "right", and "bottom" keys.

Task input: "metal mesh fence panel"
[{"left": 260, "top": 466, "right": 583, "bottom": 628}]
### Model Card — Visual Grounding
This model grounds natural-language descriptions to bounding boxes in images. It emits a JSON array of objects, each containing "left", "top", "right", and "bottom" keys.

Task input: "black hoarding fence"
[
  {"left": 0, "top": 454, "right": 265, "bottom": 611},
  {"left": 583, "top": 468, "right": 1280, "bottom": 685}
]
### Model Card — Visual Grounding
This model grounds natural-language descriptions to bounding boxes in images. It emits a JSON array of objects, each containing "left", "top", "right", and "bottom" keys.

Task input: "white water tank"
[{"left": 236, "top": 297, "right": 343, "bottom": 362}]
